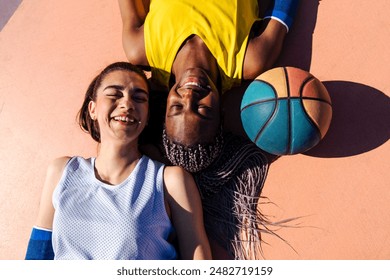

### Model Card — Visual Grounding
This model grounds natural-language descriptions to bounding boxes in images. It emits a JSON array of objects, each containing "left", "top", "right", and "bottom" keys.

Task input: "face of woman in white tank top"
[{"left": 89, "top": 70, "right": 150, "bottom": 144}]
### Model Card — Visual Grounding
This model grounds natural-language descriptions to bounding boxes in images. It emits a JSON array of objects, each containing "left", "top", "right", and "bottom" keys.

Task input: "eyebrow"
[
  {"left": 103, "top": 84, "right": 149, "bottom": 95},
  {"left": 103, "top": 85, "right": 124, "bottom": 91}
]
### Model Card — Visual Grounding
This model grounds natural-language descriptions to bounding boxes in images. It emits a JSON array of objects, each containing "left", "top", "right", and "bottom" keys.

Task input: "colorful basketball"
[{"left": 240, "top": 67, "right": 332, "bottom": 155}]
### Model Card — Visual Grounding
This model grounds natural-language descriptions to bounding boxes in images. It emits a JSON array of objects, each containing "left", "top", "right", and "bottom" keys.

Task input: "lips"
[
  {"left": 179, "top": 77, "right": 211, "bottom": 91},
  {"left": 111, "top": 115, "right": 139, "bottom": 124}
]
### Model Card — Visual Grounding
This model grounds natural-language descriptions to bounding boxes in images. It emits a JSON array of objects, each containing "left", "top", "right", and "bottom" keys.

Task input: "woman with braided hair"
[
  {"left": 166, "top": 131, "right": 273, "bottom": 259},
  {"left": 119, "top": 0, "right": 300, "bottom": 259},
  {"left": 119, "top": 0, "right": 300, "bottom": 172}
]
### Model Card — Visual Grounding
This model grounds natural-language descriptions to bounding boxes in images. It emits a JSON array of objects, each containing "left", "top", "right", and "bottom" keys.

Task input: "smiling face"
[
  {"left": 165, "top": 68, "right": 221, "bottom": 146},
  {"left": 88, "top": 70, "right": 149, "bottom": 144}
]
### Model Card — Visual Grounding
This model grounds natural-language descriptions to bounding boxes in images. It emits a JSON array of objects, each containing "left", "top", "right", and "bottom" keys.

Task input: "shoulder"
[
  {"left": 47, "top": 156, "right": 71, "bottom": 174},
  {"left": 163, "top": 166, "right": 192, "bottom": 186},
  {"left": 163, "top": 166, "right": 200, "bottom": 202},
  {"left": 45, "top": 156, "right": 72, "bottom": 184}
]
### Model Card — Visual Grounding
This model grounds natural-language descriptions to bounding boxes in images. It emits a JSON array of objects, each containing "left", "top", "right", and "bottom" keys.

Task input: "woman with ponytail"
[{"left": 25, "top": 62, "right": 211, "bottom": 260}]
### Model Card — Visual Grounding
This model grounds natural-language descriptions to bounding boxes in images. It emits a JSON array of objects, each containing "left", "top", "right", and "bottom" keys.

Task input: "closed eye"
[
  {"left": 196, "top": 105, "right": 215, "bottom": 119},
  {"left": 132, "top": 90, "right": 149, "bottom": 103},
  {"left": 198, "top": 105, "right": 211, "bottom": 115},
  {"left": 167, "top": 103, "right": 184, "bottom": 116},
  {"left": 105, "top": 92, "right": 122, "bottom": 99},
  {"left": 103, "top": 85, "right": 124, "bottom": 97}
]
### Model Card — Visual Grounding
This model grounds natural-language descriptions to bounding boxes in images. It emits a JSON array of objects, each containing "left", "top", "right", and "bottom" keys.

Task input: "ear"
[{"left": 88, "top": 100, "right": 97, "bottom": 121}]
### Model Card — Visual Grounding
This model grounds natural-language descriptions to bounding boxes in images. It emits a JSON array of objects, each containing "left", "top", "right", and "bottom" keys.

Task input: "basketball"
[{"left": 240, "top": 67, "right": 332, "bottom": 155}]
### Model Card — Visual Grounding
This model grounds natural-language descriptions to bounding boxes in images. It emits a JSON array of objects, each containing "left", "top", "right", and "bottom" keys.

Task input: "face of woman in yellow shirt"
[{"left": 165, "top": 67, "right": 221, "bottom": 146}]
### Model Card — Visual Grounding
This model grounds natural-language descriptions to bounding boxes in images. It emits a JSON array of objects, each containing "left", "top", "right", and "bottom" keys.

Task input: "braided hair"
[
  {"left": 162, "top": 127, "right": 224, "bottom": 173},
  {"left": 193, "top": 132, "right": 271, "bottom": 260}
]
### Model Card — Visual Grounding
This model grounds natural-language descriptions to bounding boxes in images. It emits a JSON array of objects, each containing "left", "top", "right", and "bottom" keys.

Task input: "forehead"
[{"left": 100, "top": 70, "right": 148, "bottom": 89}]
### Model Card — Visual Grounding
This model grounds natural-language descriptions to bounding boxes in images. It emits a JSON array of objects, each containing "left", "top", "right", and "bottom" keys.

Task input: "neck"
[
  {"left": 94, "top": 140, "right": 141, "bottom": 185},
  {"left": 172, "top": 35, "right": 219, "bottom": 84}
]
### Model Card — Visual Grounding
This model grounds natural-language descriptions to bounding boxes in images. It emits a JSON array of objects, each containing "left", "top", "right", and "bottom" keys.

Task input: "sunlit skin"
[
  {"left": 32, "top": 67, "right": 212, "bottom": 260},
  {"left": 87, "top": 70, "right": 150, "bottom": 184},
  {"left": 117, "top": 0, "right": 291, "bottom": 260},
  {"left": 89, "top": 70, "right": 149, "bottom": 148},
  {"left": 118, "top": 0, "right": 288, "bottom": 146},
  {"left": 165, "top": 68, "right": 221, "bottom": 146}
]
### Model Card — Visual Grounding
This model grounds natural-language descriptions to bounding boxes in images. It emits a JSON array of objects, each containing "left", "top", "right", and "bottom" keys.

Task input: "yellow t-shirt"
[{"left": 144, "top": 0, "right": 260, "bottom": 93}]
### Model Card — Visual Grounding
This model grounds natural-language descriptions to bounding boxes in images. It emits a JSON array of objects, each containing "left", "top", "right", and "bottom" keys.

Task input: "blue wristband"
[
  {"left": 25, "top": 227, "right": 54, "bottom": 260},
  {"left": 264, "top": 0, "right": 300, "bottom": 32}
]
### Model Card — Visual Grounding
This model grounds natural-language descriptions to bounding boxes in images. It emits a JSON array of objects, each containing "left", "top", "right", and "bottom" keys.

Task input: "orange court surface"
[{"left": 1, "top": 0, "right": 389, "bottom": 259}]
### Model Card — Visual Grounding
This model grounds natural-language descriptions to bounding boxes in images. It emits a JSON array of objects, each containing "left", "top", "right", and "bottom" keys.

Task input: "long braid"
[
  {"left": 162, "top": 127, "right": 276, "bottom": 259},
  {"left": 194, "top": 133, "right": 271, "bottom": 259}
]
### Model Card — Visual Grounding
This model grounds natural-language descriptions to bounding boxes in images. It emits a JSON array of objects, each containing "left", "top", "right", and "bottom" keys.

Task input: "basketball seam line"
[
  {"left": 242, "top": 70, "right": 330, "bottom": 154},
  {"left": 299, "top": 76, "right": 323, "bottom": 140},
  {"left": 285, "top": 67, "right": 292, "bottom": 154},
  {"left": 253, "top": 81, "right": 279, "bottom": 146},
  {"left": 252, "top": 69, "right": 285, "bottom": 151},
  {"left": 241, "top": 79, "right": 278, "bottom": 146},
  {"left": 241, "top": 76, "right": 331, "bottom": 109},
  {"left": 242, "top": 96, "right": 332, "bottom": 109}
]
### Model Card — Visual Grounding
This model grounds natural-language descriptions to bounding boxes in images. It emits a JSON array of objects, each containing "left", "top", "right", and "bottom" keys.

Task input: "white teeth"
[
  {"left": 113, "top": 116, "right": 136, "bottom": 123},
  {"left": 184, "top": 82, "right": 201, "bottom": 87},
  {"left": 183, "top": 82, "right": 211, "bottom": 89}
]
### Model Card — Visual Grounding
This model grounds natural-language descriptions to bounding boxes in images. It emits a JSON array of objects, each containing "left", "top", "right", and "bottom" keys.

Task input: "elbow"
[
  {"left": 122, "top": 30, "right": 147, "bottom": 66},
  {"left": 122, "top": 43, "right": 142, "bottom": 65}
]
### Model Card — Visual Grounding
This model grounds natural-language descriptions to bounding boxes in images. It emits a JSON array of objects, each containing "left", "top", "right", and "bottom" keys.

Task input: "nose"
[
  {"left": 177, "top": 88, "right": 206, "bottom": 107},
  {"left": 178, "top": 87, "right": 204, "bottom": 98},
  {"left": 119, "top": 97, "right": 134, "bottom": 110},
  {"left": 177, "top": 89, "right": 200, "bottom": 112}
]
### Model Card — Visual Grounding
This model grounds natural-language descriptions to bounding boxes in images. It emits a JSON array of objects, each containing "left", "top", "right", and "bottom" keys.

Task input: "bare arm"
[
  {"left": 244, "top": 0, "right": 302, "bottom": 79},
  {"left": 243, "top": 18, "right": 287, "bottom": 80},
  {"left": 164, "top": 166, "right": 212, "bottom": 260},
  {"left": 35, "top": 157, "right": 70, "bottom": 229},
  {"left": 118, "top": 0, "right": 150, "bottom": 66}
]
